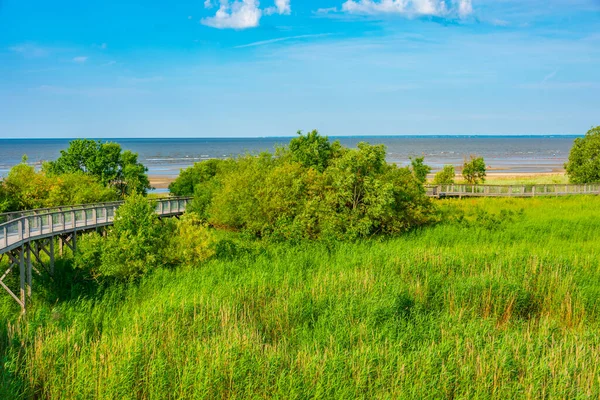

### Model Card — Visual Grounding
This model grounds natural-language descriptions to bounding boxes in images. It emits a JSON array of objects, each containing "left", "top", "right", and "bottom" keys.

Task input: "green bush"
[
  {"left": 166, "top": 213, "right": 216, "bottom": 266},
  {"left": 44, "top": 139, "right": 151, "bottom": 196},
  {"left": 433, "top": 165, "right": 456, "bottom": 185},
  {"left": 76, "top": 193, "right": 166, "bottom": 280},
  {"left": 287, "top": 129, "right": 342, "bottom": 172},
  {"left": 463, "top": 155, "right": 487, "bottom": 184},
  {"left": 187, "top": 135, "right": 435, "bottom": 240},
  {"left": 565, "top": 126, "right": 600, "bottom": 183},
  {"left": 0, "top": 161, "right": 117, "bottom": 212},
  {"left": 168, "top": 158, "right": 225, "bottom": 196},
  {"left": 410, "top": 156, "right": 431, "bottom": 184}
]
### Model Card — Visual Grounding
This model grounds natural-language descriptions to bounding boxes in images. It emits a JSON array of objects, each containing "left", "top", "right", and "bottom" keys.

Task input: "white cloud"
[
  {"left": 457, "top": 0, "right": 472, "bottom": 18},
  {"left": 341, "top": 0, "right": 473, "bottom": 18},
  {"left": 234, "top": 33, "right": 331, "bottom": 48},
  {"left": 202, "top": 0, "right": 291, "bottom": 29},
  {"left": 315, "top": 7, "right": 338, "bottom": 14},
  {"left": 542, "top": 70, "right": 558, "bottom": 83},
  {"left": 201, "top": 0, "right": 262, "bottom": 29},
  {"left": 265, "top": 0, "right": 291, "bottom": 15},
  {"left": 73, "top": 56, "right": 88, "bottom": 63},
  {"left": 9, "top": 43, "right": 49, "bottom": 58}
]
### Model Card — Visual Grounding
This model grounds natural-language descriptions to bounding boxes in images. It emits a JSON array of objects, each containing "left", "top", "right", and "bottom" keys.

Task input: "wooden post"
[
  {"left": 19, "top": 247, "right": 25, "bottom": 313},
  {"left": 49, "top": 239, "right": 55, "bottom": 276},
  {"left": 26, "top": 243, "right": 32, "bottom": 297}
]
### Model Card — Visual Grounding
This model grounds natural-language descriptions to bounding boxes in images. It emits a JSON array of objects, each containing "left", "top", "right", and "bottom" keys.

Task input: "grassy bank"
[{"left": 2, "top": 196, "right": 600, "bottom": 398}]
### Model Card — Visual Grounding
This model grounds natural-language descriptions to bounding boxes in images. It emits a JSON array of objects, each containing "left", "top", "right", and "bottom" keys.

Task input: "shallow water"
[{"left": 0, "top": 136, "right": 577, "bottom": 179}]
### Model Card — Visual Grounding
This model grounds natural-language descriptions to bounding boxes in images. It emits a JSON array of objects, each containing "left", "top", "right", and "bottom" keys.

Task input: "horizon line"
[{"left": 0, "top": 134, "right": 585, "bottom": 140}]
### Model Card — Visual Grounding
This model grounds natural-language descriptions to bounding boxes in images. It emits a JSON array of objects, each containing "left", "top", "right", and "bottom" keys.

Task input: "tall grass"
[{"left": 2, "top": 196, "right": 600, "bottom": 399}]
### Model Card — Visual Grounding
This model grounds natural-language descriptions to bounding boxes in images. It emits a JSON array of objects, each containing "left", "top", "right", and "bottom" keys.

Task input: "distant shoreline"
[
  {"left": 150, "top": 171, "right": 569, "bottom": 190},
  {"left": 0, "top": 135, "right": 584, "bottom": 141}
]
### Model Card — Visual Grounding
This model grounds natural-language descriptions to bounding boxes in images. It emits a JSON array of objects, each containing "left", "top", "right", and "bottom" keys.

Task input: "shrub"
[
  {"left": 168, "top": 131, "right": 434, "bottom": 240},
  {"left": 410, "top": 156, "right": 431, "bottom": 184},
  {"left": 433, "top": 165, "right": 455, "bottom": 185},
  {"left": 565, "top": 126, "right": 600, "bottom": 183},
  {"left": 287, "top": 129, "right": 341, "bottom": 172},
  {"left": 463, "top": 155, "right": 486, "bottom": 184},
  {"left": 44, "top": 139, "right": 150, "bottom": 196},
  {"left": 169, "top": 159, "right": 225, "bottom": 196},
  {"left": 97, "top": 193, "right": 166, "bottom": 280},
  {"left": 166, "top": 213, "right": 216, "bottom": 266}
]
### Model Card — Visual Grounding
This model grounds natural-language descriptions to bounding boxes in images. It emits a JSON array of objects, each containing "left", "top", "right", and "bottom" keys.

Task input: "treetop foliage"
[
  {"left": 434, "top": 165, "right": 456, "bottom": 185},
  {"left": 0, "top": 161, "right": 117, "bottom": 213},
  {"left": 172, "top": 130, "right": 434, "bottom": 240},
  {"left": 565, "top": 126, "right": 600, "bottom": 184},
  {"left": 44, "top": 139, "right": 151, "bottom": 196},
  {"left": 410, "top": 156, "right": 432, "bottom": 184},
  {"left": 287, "top": 129, "right": 342, "bottom": 172},
  {"left": 462, "top": 156, "right": 487, "bottom": 184}
]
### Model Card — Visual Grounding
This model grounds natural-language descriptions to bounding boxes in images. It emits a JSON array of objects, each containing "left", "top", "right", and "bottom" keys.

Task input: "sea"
[{"left": 0, "top": 136, "right": 578, "bottom": 191}]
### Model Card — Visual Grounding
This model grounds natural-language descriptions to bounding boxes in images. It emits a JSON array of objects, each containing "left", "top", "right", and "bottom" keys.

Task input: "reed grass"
[{"left": 2, "top": 196, "right": 600, "bottom": 399}]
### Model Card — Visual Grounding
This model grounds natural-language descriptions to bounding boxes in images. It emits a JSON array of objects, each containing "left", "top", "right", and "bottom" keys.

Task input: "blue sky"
[{"left": 1, "top": 0, "right": 599, "bottom": 138}]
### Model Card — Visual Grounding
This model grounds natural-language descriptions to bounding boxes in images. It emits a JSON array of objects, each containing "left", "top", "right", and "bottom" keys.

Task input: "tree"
[
  {"left": 1, "top": 160, "right": 52, "bottom": 211},
  {"left": 462, "top": 156, "right": 486, "bottom": 184},
  {"left": 166, "top": 213, "right": 216, "bottom": 266},
  {"left": 565, "top": 126, "right": 600, "bottom": 184},
  {"left": 1, "top": 155, "right": 118, "bottom": 212},
  {"left": 96, "top": 193, "right": 165, "bottom": 280},
  {"left": 0, "top": 182, "right": 10, "bottom": 214},
  {"left": 288, "top": 130, "right": 341, "bottom": 172},
  {"left": 433, "top": 165, "right": 456, "bottom": 185},
  {"left": 44, "top": 139, "right": 151, "bottom": 196},
  {"left": 410, "top": 156, "right": 431, "bottom": 184},
  {"left": 46, "top": 172, "right": 118, "bottom": 206},
  {"left": 169, "top": 159, "right": 224, "bottom": 196}
]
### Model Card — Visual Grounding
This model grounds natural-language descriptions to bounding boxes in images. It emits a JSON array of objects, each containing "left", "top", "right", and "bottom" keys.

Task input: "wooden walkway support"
[
  {"left": 0, "top": 197, "right": 191, "bottom": 313},
  {"left": 426, "top": 183, "right": 600, "bottom": 198}
]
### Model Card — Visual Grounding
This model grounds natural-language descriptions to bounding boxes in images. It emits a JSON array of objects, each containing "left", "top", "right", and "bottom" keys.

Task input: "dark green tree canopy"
[
  {"left": 44, "top": 139, "right": 151, "bottom": 196},
  {"left": 288, "top": 130, "right": 341, "bottom": 172},
  {"left": 565, "top": 126, "right": 600, "bottom": 184},
  {"left": 169, "top": 158, "right": 224, "bottom": 197}
]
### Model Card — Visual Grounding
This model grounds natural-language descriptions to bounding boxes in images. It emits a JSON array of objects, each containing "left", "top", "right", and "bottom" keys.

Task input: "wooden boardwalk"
[
  {"left": 426, "top": 183, "right": 600, "bottom": 198},
  {"left": 0, "top": 197, "right": 191, "bottom": 313}
]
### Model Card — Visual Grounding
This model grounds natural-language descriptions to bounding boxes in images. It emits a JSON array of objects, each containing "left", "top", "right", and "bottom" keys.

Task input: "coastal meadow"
[{"left": 2, "top": 196, "right": 600, "bottom": 399}]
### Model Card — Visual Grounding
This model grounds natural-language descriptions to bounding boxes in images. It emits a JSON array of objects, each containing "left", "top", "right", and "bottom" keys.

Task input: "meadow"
[{"left": 1, "top": 195, "right": 600, "bottom": 399}]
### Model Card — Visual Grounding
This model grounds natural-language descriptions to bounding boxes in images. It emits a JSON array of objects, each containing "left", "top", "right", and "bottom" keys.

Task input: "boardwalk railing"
[
  {"left": 0, "top": 197, "right": 192, "bottom": 254},
  {"left": 0, "top": 197, "right": 191, "bottom": 313},
  {"left": 426, "top": 183, "right": 600, "bottom": 198}
]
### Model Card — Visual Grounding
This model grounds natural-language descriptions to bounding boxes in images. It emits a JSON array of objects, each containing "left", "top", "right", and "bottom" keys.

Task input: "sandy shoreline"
[{"left": 150, "top": 170, "right": 568, "bottom": 190}]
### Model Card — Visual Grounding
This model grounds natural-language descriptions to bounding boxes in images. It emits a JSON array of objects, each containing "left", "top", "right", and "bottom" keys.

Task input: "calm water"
[{"left": 0, "top": 136, "right": 577, "bottom": 179}]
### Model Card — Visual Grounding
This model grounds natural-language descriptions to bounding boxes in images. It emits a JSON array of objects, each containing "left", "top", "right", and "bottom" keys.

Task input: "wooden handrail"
[
  {"left": 425, "top": 183, "right": 600, "bottom": 198},
  {"left": 0, "top": 197, "right": 192, "bottom": 253}
]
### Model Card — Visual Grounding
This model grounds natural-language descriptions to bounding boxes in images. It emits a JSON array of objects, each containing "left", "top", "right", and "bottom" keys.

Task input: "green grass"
[
  {"left": 428, "top": 173, "right": 570, "bottom": 186},
  {"left": 481, "top": 174, "right": 570, "bottom": 185},
  {"left": 2, "top": 196, "right": 600, "bottom": 399}
]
